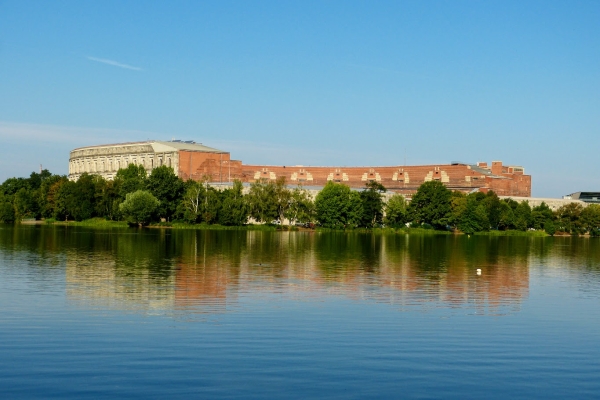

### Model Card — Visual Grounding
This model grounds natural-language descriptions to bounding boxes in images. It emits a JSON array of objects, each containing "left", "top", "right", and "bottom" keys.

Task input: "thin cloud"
[{"left": 87, "top": 56, "right": 142, "bottom": 71}]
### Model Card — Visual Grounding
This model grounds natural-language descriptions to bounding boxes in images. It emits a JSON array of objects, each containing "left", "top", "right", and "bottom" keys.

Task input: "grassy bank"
[
  {"left": 44, "top": 218, "right": 129, "bottom": 227},
  {"left": 40, "top": 219, "right": 555, "bottom": 237},
  {"left": 474, "top": 230, "right": 548, "bottom": 237}
]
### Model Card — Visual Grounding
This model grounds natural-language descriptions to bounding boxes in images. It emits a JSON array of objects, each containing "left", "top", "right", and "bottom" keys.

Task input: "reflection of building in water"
[
  {"left": 66, "top": 232, "right": 530, "bottom": 316},
  {"left": 66, "top": 252, "right": 177, "bottom": 313}
]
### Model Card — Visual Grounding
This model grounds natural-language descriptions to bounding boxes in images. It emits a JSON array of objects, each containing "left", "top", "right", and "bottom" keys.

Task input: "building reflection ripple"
[{"left": 57, "top": 230, "right": 539, "bottom": 316}]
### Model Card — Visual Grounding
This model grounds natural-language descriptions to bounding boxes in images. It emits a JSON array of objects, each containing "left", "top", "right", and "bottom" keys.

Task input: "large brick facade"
[
  {"left": 239, "top": 161, "right": 531, "bottom": 197},
  {"left": 70, "top": 141, "right": 531, "bottom": 197}
]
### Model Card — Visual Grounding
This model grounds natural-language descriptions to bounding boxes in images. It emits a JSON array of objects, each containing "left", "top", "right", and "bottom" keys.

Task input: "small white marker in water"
[{"left": 476, "top": 269, "right": 482, "bottom": 275}]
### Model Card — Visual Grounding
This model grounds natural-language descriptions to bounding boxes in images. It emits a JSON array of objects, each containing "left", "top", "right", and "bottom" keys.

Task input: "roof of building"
[
  {"left": 566, "top": 192, "right": 600, "bottom": 203},
  {"left": 71, "top": 140, "right": 227, "bottom": 154}
]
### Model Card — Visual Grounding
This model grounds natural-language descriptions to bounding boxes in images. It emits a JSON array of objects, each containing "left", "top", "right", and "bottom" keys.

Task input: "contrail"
[{"left": 87, "top": 56, "right": 142, "bottom": 71}]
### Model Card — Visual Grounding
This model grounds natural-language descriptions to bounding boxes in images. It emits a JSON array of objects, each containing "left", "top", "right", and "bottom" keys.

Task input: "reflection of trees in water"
[{"left": 3, "top": 225, "right": 600, "bottom": 315}]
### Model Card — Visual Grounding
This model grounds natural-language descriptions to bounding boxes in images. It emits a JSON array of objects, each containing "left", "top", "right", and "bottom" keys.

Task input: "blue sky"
[{"left": 1, "top": 0, "right": 598, "bottom": 197}]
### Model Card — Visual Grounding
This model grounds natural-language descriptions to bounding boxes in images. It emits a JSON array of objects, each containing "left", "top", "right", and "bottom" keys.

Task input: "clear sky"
[{"left": 1, "top": 0, "right": 598, "bottom": 197}]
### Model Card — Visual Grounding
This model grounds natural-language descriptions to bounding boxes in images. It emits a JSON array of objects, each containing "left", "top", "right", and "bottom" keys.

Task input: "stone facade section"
[{"left": 69, "top": 140, "right": 242, "bottom": 183}]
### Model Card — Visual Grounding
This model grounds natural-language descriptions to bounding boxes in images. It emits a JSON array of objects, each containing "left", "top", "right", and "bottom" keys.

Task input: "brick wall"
[{"left": 239, "top": 163, "right": 532, "bottom": 197}]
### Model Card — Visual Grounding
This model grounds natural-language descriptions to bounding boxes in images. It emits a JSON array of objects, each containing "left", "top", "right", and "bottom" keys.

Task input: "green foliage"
[
  {"left": 146, "top": 166, "right": 183, "bottom": 221},
  {"left": 119, "top": 190, "right": 160, "bottom": 226},
  {"left": 384, "top": 194, "right": 408, "bottom": 228},
  {"left": 458, "top": 195, "right": 489, "bottom": 234},
  {"left": 532, "top": 202, "right": 554, "bottom": 230},
  {"left": 482, "top": 191, "right": 502, "bottom": 229},
  {"left": 115, "top": 164, "right": 147, "bottom": 197},
  {"left": 581, "top": 204, "right": 600, "bottom": 235},
  {"left": 359, "top": 181, "right": 386, "bottom": 228},
  {"left": 219, "top": 181, "right": 248, "bottom": 226},
  {"left": 246, "top": 179, "right": 279, "bottom": 223},
  {"left": 544, "top": 220, "right": 556, "bottom": 236},
  {"left": 315, "top": 182, "right": 362, "bottom": 229},
  {"left": 556, "top": 203, "right": 584, "bottom": 234},
  {"left": 498, "top": 201, "right": 515, "bottom": 230},
  {"left": 513, "top": 201, "right": 532, "bottom": 231},
  {"left": 0, "top": 201, "right": 15, "bottom": 223},
  {"left": 408, "top": 180, "right": 451, "bottom": 230},
  {"left": 285, "top": 186, "right": 314, "bottom": 226}
]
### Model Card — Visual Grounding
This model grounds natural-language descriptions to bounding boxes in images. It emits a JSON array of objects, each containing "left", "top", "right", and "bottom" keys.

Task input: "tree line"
[{"left": 0, "top": 166, "right": 599, "bottom": 235}]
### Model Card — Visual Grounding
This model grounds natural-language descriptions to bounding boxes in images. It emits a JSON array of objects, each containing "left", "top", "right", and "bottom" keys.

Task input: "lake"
[{"left": 1, "top": 225, "right": 599, "bottom": 399}]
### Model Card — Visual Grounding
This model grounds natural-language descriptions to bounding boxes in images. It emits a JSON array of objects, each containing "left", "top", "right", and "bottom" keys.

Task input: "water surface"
[{"left": 1, "top": 225, "right": 599, "bottom": 399}]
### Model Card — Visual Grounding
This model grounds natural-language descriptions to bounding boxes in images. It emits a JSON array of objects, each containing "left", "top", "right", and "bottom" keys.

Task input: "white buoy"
[{"left": 476, "top": 269, "right": 482, "bottom": 275}]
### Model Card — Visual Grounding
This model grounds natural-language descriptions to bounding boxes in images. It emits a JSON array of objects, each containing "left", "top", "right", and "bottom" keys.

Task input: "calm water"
[{"left": 1, "top": 225, "right": 599, "bottom": 399}]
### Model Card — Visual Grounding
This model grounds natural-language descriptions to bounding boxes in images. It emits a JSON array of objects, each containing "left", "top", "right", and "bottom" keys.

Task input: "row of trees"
[{"left": 1, "top": 167, "right": 599, "bottom": 235}]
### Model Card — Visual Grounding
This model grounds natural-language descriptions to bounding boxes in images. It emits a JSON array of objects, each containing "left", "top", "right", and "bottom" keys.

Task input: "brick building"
[
  {"left": 239, "top": 161, "right": 531, "bottom": 197},
  {"left": 69, "top": 141, "right": 531, "bottom": 197}
]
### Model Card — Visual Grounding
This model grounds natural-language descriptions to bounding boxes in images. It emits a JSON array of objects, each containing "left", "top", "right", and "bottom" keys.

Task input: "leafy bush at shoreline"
[{"left": 1, "top": 166, "right": 599, "bottom": 236}]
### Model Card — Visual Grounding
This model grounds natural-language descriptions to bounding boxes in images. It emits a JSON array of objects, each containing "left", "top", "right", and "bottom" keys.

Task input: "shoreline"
[{"left": 10, "top": 219, "right": 579, "bottom": 237}]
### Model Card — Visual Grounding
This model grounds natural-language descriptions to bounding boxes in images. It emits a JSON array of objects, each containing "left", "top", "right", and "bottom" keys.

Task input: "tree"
[
  {"left": 115, "top": 164, "right": 147, "bottom": 198},
  {"left": 181, "top": 180, "right": 205, "bottom": 223},
  {"left": 247, "top": 179, "right": 279, "bottom": 223},
  {"left": 448, "top": 191, "right": 467, "bottom": 229},
  {"left": 556, "top": 203, "right": 584, "bottom": 234},
  {"left": 146, "top": 165, "right": 183, "bottom": 221},
  {"left": 219, "top": 180, "right": 248, "bottom": 226},
  {"left": 581, "top": 204, "right": 600, "bottom": 236},
  {"left": 482, "top": 191, "right": 502, "bottom": 229},
  {"left": 513, "top": 201, "right": 532, "bottom": 231},
  {"left": 458, "top": 196, "right": 489, "bottom": 234},
  {"left": 119, "top": 190, "right": 159, "bottom": 226},
  {"left": 532, "top": 202, "right": 554, "bottom": 230},
  {"left": 544, "top": 220, "right": 556, "bottom": 236},
  {"left": 0, "top": 201, "right": 15, "bottom": 223},
  {"left": 39, "top": 174, "right": 67, "bottom": 218},
  {"left": 498, "top": 201, "right": 515, "bottom": 230},
  {"left": 359, "top": 181, "right": 386, "bottom": 228},
  {"left": 315, "top": 182, "right": 362, "bottom": 229},
  {"left": 384, "top": 194, "right": 408, "bottom": 228},
  {"left": 285, "top": 186, "right": 314, "bottom": 226},
  {"left": 408, "top": 181, "right": 452, "bottom": 230}
]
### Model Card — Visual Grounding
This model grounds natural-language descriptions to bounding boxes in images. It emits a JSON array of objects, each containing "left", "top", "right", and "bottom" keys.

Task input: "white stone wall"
[{"left": 69, "top": 143, "right": 179, "bottom": 181}]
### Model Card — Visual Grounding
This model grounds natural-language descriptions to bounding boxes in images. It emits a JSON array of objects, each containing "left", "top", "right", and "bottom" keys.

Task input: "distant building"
[
  {"left": 563, "top": 192, "right": 600, "bottom": 204},
  {"left": 69, "top": 140, "right": 240, "bottom": 182},
  {"left": 69, "top": 141, "right": 531, "bottom": 197}
]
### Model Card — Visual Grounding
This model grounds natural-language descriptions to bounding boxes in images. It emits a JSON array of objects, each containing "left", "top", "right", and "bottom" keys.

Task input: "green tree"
[
  {"left": 285, "top": 186, "right": 314, "bottom": 226},
  {"left": 0, "top": 201, "right": 15, "bottom": 223},
  {"left": 247, "top": 179, "right": 279, "bottom": 223},
  {"left": 513, "top": 201, "right": 532, "bottom": 231},
  {"left": 581, "top": 204, "right": 600, "bottom": 236},
  {"left": 39, "top": 174, "right": 66, "bottom": 218},
  {"left": 556, "top": 203, "right": 584, "bottom": 234},
  {"left": 482, "top": 191, "right": 502, "bottom": 229},
  {"left": 457, "top": 196, "right": 489, "bottom": 234},
  {"left": 383, "top": 194, "right": 408, "bottom": 228},
  {"left": 13, "top": 187, "right": 37, "bottom": 220},
  {"left": 448, "top": 191, "right": 467, "bottom": 229},
  {"left": 544, "top": 220, "right": 556, "bottom": 236},
  {"left": 219, "top": 180, "right": 248, "bottom": 226},
  {"left": 146, "top": 165, "right": 183, "bottom": 221},
  {"left": 359, "top": 181, "right": 386, "bottom": 227},
  {"left": 531, "top": 202, "right": 554, "bottom": 230},
  {"left": 115, "top": 164, "right": 147, "bottom": 198},
  {"left": 315, "top": 182, "right": 362, "bottom": 229},
  {"left": 180, "top": 180, "right": 206, "bottom": 223},
  {"left": 94, "top": 177, "right": 121, "bottom": 220},
  {"left": 498, "top": 201, "right": 515, "bottom": 230},
  {"left": 119, "top": 190, "right": 160, "bottom": 226},
  {"left": 408, "top": 181, "right": 452, "bottom": 230}
]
